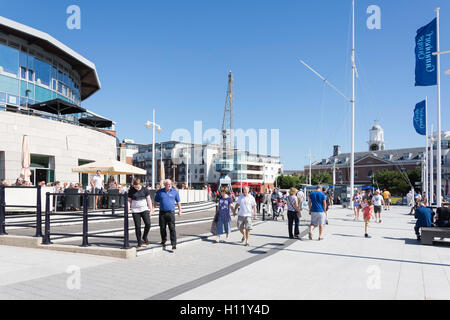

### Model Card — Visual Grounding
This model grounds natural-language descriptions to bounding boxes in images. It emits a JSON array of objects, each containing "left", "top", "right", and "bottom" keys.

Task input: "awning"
[
  {"left": 78, "top": 116, "right": 113, "bottom": 128},
  {"left": 72, "top": 159, "right": 146, "bottom": 175},
  {"left": 29, "top": 99, "right": 86, "bottom": 115}
]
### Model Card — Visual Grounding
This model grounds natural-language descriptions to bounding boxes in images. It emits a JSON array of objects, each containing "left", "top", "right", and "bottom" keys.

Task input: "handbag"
[{"left": 210, "top": 220, "right": 218, "bottom": 235}]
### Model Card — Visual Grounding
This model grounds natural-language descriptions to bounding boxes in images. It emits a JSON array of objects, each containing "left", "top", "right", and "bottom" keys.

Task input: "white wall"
[{"left": 0, "top": 112, "right": 117, "bottom": 184}]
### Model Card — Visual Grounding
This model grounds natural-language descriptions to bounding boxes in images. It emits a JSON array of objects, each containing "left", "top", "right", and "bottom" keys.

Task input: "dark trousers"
[
  {"left": 159, "top": 211, "right": 177, "bottom": 246},
  {"left": 287, "top": 210, "right": 300, "bottom": 238},
  {"left": 414, "top": 226, "right": 421, "bottom": 237},
  {"left": 132, "top": 210, "right": 151, "bottom": 245}
]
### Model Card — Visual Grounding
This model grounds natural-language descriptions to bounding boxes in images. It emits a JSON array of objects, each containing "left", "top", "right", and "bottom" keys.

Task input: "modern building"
[
  {"left": 306, "top": 123, "right": 450, "bottom": 196},
  {"left": 0, "top": 16, "right": 117, "bottom": 185},
  {"left": 132, "top": 141, "right": 283, "bottom": 191}
]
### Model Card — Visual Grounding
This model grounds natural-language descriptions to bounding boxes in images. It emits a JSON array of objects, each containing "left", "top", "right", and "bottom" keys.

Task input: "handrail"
[
  {"left": 0, "top": 185, "right": 42, "bottom": 237},
  {"left": 43, "top": 192, "right": 130, "bottom": 249}
]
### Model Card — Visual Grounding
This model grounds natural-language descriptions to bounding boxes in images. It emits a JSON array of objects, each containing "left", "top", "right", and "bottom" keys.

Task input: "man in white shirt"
[
  {"left": 296, "top": 189, "right": 305, "bottom": 212},
  {"left": 233, "top": 186, "right": 257, "bottom": 246},
  {"left": 90, "top": 170, "right": 104, "bottom": 210},
  {"left": 372, "top": 190, "right": 385, "bottom": 223}
]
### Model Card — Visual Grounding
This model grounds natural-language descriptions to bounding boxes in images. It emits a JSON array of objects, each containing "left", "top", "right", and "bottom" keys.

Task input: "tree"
[
  {"left": 374, "top": 168, "right": 421, "bottom": 196},
  {"left": 276, "top": 175, "right": 307, "bottom": 189},
  {"left": 311, "top": 171, "right": 332, "bottom": 186}
]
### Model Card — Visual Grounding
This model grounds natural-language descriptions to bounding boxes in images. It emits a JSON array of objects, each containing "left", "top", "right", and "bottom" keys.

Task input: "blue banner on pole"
[
  {"left": 413, "top": 100, "right": 427, "bottom": 136},
  {"left": 415, "top": 18, "right": 437, "bottom": 86}
]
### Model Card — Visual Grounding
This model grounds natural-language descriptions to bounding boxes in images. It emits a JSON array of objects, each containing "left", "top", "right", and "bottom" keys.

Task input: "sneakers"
[
  {"left": 215, "top": 238, "right": 220, "bottom": 243},
  {"left": 365, "top": 234, "right": 371, "bottom": 238},
  {"left": 172, "top": 246, "right": 177, "bottom": 250}
]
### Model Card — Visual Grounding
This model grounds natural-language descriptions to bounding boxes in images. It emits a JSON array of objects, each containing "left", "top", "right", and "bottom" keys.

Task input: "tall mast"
[
  {"left": 222, "top": 71, "right": 234, "bottom": 157},
  {"left": 350, "top": 0, "right": 356, "bottom": 208},
  {"left": 435, "top": 8, "right": 442, "bottom": 206}
]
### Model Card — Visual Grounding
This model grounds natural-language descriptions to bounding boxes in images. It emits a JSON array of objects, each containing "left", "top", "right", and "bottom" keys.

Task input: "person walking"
[
  {"left": 308, "top": 185, "right": 328, "bottom": 241},
  {"left": 286, "top": 187, "right": 301, "bottom": 239},
  {"left": 154, "top": 179, "right": 182, "bottom": 251},
  {"left": 233, "top": 186, "right": 257, "bottom": 246},
  {"left": 215, "top": 186, "right": 233, "bottom": 243},
  {"left": 372, "top": 190, "right": 384, "bottom": 223},
  {"left": 128, "top": 179, "right": 154, "bottom": 248},
  {"left": 352, "top": 190, "right": 362, "bottom": 221},
  {"left": 90, "top": 170, "right": 104, "bottom": 210},
  {"left": 382, "top": 189, "right": 391, "bottom": 211},
  {"left": 361, "top": 199, "right": 375, "bottom": 238}
]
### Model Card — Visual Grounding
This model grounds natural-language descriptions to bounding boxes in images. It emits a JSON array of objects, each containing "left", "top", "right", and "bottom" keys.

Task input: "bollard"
[
  {"left": 81, "top": 192, "right": 89, "bottom": 247},
  {"left": 35, "top": 186, "right": 42, "bottom": 238},
  {"left": 0, "top": 185, "right": 6, "bottom": 235},
  {"left": 42, "top": 193, "right": 52, "bottom": 244},
  {"left": 123, "top": 193, "right": 130, "bottom": 249},
  {"left": 112, "top": 199, "right": 116, "bottom": 215}
]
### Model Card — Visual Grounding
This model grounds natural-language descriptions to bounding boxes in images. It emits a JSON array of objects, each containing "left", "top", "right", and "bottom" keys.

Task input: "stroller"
[{"left": 272, "top": 198, "right": 285, "bottom": 221}]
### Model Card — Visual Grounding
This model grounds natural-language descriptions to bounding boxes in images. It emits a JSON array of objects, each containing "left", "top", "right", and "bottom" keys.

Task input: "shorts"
[
  {"left": 364, "top": 218, "right": 370, "bottom": 227},
  {"left": 310, "top": 212, "right": 326, "bottom": 226},
  {"left": 374, "top": 206, "right": 382, "bottom": 214},
  {"left": 384, "top": 198, "right": 390, "bottom": 204},
  {"left": 237, "top": 216, "right": 253, "bottom": 230}
]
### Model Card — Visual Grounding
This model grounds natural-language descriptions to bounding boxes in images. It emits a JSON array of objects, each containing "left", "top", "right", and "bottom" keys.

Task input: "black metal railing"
[
  {"left": 0, "top": 185, "right": 42, "bottom": 237},
  {"left": 42, "top": 192, "right": 130, "bottom": 249}
]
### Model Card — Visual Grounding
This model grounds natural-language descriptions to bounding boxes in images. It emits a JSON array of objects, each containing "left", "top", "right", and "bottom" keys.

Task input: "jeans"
[
  {"left": 414, "top": 226, "right": 421, "bottom": 237},
  {"left": 287, "top": 210, "right": 299, "bottom": 238},
  {"left": 217, "top": 218, "right": 231, "bottom": 235},
  {"left": 159, "top": 211, "right": 177, "bottom": 246},
  {"left": 132, "top": 210, "right": 151, "bottom": 245}
]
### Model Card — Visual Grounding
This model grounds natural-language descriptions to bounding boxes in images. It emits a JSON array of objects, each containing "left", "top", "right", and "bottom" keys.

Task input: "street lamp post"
[{"left": 145, "top": 109, "right": 162, "bottom": 189}]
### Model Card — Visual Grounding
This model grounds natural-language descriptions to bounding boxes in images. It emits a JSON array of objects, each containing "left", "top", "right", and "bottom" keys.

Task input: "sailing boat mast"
[{"left": 350, "top": 0, "right": 356, "bottom": 208}]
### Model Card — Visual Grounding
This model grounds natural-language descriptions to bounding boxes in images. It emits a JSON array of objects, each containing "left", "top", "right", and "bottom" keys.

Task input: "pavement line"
[{"left": 145, "top": 227, "right": 310, "bottom": 300}]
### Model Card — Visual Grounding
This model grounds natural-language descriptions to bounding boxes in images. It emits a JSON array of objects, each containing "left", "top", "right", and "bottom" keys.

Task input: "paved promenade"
[{"left": 0, "top": 206, "right": 449, "bottom": 300}]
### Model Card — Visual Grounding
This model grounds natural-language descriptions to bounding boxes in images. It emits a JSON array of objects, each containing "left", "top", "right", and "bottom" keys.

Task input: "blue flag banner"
[
  {"left": 415, "top": 18, "right": 437, "bottom": 86},
  {"left": 413, "top": 100, "right": 427, "bottom": 136}
]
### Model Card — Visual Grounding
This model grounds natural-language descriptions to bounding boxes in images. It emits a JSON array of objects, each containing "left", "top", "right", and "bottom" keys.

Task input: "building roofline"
[{"left": 0, "top": 16, "right": 101, "bottom": 100}]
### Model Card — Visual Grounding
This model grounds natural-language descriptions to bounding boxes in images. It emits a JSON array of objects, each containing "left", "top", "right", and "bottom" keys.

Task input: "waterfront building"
[{"left": 0, "top": 16, "right": 117, "bottom": 185}]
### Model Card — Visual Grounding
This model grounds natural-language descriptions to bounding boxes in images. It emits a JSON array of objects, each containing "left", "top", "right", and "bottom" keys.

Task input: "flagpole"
[
  {"left": 430, "top": 123, "right": 435, "bottom": 204},
  {"left": 424, "top": 97, "right": 429, "bottom": 202},
  {"left": 350, "top": 0, "right": 356, "bottom": 210},
  {"left": 436, "top": 7, "right": 442, "bottom": 207}
]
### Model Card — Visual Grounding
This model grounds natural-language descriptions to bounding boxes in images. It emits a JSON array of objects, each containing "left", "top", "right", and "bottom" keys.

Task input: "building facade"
[
  {"left": 0, "top": 16, "right": 117, "bottom": 185},
  {"left": 132, "top": 141, "right": 283, "bottom": 191},
  {"left": 305, "top": 123, "right": 450, "bottom": 196}
]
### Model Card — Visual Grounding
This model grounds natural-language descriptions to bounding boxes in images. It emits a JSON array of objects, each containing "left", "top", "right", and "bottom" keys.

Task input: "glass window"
[
  {"left": 20, "top": 67, "right": 27, "bottom": 79},
  {"left": 58, "top": 71, "right": 63, "bottom": 81},
  {"left": 7, "top": 94, "right": 18, "bottom": 105},
  {"left": 35, "top": 59, "right": 50, "bottom": 87},
  {"left": 57, "top": 81, "right": 62, "bottom": 93},
  {"left": 0, "top": 44, "right": 18, "bottom": 76},
  {"left": 31, "top": 155, "right": 50, "bottom": 168},
  {"left": 19, "top": 49, "right": 27, "bottom": 67},
  {"left": 0, "top": 92, "right": 5, "bottom": 103},
  {"left": 27, "top": 69, "right": 34, "bottom": 82}
]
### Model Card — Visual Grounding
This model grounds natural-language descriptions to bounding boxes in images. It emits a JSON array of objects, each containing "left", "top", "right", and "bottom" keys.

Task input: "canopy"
[
  {"left": 72, "top": 159, "right": 146, "bottom": 175},
  {"left": 78, "top": 116, "right": 113, "bottom": 128},
  {"left": 29, "top": 99, "right": 86, "bottom": 115}
]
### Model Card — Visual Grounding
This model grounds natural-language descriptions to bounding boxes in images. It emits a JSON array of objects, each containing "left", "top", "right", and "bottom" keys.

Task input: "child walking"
[{"left": 362, "top": 199, "right": 375, "bottom": 238}]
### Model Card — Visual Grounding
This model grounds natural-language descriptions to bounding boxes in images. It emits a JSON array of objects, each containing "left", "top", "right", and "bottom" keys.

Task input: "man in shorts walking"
[
  {"left": 308, "top": 185, "right": 328, "bottom": 241},
  {"left": 382, "top": 189, "right": 391, "bottom": 211},
  {"left": 233, "top": 186, "right": 257, "bottom": 246},
  {"left": 372, "top": 190, "right": 384, "bottom": 223}
]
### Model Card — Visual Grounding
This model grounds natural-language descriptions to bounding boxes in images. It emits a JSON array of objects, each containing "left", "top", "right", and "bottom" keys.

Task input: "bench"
[{"left": 421, "top": 227, "right": 450, "bottom": 245}]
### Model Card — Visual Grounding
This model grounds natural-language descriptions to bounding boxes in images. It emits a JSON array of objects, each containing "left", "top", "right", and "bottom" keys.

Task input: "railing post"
[
  {"left": 35, "top": 186, "right": 42, "bottom": 238},
  {"left": 81, "top": 192, "right": 89, "bottom": 247},
  {"left": 0, "top": 185, "right": 7, "bottom": 235},
  {"left": 123, "top": 192, "right": 130, "bottom": 249},
  {"left": 43, "top": 192, "right": 52, "bottom": 244}
]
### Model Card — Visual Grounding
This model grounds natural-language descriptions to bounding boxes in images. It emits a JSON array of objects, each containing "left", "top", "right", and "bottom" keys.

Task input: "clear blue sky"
[{"left": 2, "top": 0, "right": 449, "bottom": 170}]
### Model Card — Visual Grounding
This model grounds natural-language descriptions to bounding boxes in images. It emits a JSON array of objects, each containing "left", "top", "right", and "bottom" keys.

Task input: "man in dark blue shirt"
[
  {"left": 414, "top": 201, "right": 433, "bottom": 241},
  {"left": 154, "top": 179, "right": 182, "bottom": 250}
]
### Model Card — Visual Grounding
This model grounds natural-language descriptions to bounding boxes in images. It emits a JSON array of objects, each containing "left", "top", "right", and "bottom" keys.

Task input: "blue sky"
[{"left": 2, "top": 0, "right": 449, "bottom": 170}]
